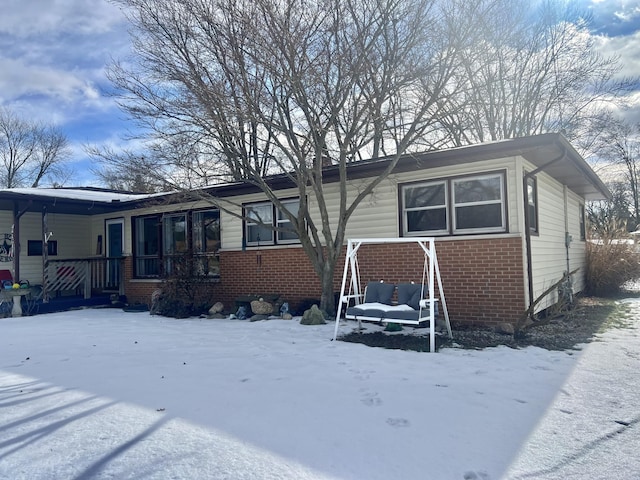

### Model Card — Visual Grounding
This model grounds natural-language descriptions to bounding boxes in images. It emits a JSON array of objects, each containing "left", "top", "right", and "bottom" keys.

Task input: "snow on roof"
[{"left": 0, "top": 187, "right": 161, "bottom": 203}]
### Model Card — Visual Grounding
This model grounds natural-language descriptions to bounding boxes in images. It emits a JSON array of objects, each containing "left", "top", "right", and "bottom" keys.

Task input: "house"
[{"left": 0, "top": 133, "right": 609, "bottom": 325}]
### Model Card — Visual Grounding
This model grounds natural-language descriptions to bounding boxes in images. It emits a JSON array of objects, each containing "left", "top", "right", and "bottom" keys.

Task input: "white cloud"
[
  {"left": 594, "top": 30, "right": 640, "bottom": 79},
  {"left": 0, "top": 58, "right": 100, "bottom": 105},
  {"left": 0, "top": 0, "right": 126, "bottom": 37}
]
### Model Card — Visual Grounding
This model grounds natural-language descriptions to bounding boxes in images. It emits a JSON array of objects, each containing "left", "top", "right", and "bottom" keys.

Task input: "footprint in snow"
[
  {"left": 463, "top": 470, "right": 491, "bottom": 479},
  {"left": 360, "top": 392, "right": 382, "bottom": 406},
  {"left": 386, "top": 417, "right": 410, "bottom": 428}
]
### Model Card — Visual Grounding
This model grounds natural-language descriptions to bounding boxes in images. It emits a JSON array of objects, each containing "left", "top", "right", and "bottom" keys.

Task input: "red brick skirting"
[{"left": 123, "top": 237, "right": 526, "bottom": 326}]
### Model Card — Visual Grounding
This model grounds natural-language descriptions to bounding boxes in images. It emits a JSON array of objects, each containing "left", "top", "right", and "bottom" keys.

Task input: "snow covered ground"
[{"left": 0, "top": 299, "right": 639, "bottom": 480}]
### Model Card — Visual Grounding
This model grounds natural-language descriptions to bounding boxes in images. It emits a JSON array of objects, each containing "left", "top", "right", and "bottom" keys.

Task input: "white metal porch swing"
[{"left": 333, "top": 238, "right": 453, "bottom": 352}]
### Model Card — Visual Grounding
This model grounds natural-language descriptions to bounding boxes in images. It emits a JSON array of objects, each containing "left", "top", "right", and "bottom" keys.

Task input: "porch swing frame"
[{"left": 333, "top": 237, "right": 452, "bottom": 352}]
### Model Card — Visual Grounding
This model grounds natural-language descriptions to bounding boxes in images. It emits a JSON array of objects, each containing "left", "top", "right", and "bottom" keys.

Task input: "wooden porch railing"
[{"left": 44, "top": 257, "right": 125, "bottom": 301}]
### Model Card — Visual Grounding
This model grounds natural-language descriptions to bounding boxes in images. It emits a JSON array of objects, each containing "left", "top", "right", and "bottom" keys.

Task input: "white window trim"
[
  {"left": 245, "top": 201, "right": 275, "bottom": 246},
  {"left": 401, "top": 171, "right": 507, "bottom": 236},
  {"left": 402, "top": 180, "right": 449, "bottom": 236},
  {"left": 452, "top": 173, "right": 506, "bottom": 234},
  {"left": 276, "top": 199, "right": 301, "bottom": 244},
  {"left": 245, "top": 199, "right": 301, "bottom": 246}
]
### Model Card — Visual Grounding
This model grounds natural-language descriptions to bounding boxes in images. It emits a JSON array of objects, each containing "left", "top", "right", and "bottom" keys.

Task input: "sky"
[
  {"left": 1, "top": 0, "right": 640, "bottom": 186},
  {"left": 0, "top": 301, "right": 639, "bottom": 479}
]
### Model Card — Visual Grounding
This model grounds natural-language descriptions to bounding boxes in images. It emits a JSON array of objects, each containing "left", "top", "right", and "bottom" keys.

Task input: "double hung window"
[
  {"left": 401, "top": 172, "right": 506, "bottom": 236},
  {"left": 245, "top": 198, "right": 300, "bottom": 246},
  {"left": 402, "top": 181, "right": 448, "bottom": 235}
]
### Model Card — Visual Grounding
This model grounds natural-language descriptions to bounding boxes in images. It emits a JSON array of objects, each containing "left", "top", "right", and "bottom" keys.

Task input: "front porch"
[{"left": 0, "top": 256, "right": 125, "bottom": 317}]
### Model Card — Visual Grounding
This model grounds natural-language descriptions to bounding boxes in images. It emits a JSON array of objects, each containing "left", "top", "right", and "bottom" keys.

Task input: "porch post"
[
  {"left": 42, "top": 207, "right": 50, "bottom": 302},
  {"left": 12, "top": 203, "right": 19, "bottom": 282}
]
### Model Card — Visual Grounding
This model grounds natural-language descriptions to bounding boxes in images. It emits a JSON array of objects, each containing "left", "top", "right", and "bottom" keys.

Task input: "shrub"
[
  {"left": 154, "top": 256, "right": 213, "bottom": 318},
  {"left": 585, "top": 226, "right": 640, "bottom": 296}
]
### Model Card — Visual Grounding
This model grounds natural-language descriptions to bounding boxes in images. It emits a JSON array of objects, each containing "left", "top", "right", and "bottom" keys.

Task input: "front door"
[{"left": 106, "top": 219, "right": 124, "bottom": 289}]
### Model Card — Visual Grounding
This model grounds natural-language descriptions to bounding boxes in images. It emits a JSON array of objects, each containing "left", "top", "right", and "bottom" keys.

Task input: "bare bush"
[
  {"left": 154, "top": 256, "right": 214, "bottom": 318},
  {"left": 585, "top": 226, "right": 640, "bottom": 296}
]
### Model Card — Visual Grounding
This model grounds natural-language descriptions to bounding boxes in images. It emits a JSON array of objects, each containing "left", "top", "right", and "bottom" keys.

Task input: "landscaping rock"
[
  {"left": 249, "top": 314, "right": 269, "bottom": 322},
  {"left": 209, "top": 302, "right": 224, "bottom": 315},
  {"left": 282, "top": 313, "right": 293, "bottom": 320},
  {"left": 495, "top": 322, "right": 515, "bottom": 335},
  {"left": 300, "top": 305, "right": 326, "bottom": 325},
  {"left": 250, "top": 298, "right": 273, "bottom": 315}
]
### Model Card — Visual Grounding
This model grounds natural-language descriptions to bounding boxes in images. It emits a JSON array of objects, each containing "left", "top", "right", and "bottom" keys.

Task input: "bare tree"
[
  {"left": 0, "top": 107, "right": 72, "bottom": 188},
  {"left": 87, "top": 145, "right": 176, "bottom": 192},
  {"left": 593, "top": 119, "right": 640, "bottom": 230},
  {"left": 436, "top": 0, "right": 635, "bottom": 147},
  {"left": 109, "top": 0, "right": 478, "bottom": 312}
]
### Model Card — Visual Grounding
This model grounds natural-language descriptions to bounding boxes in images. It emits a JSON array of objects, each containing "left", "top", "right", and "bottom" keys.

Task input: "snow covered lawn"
[{"left": 1, "top": 301, "right": 639, "bottom": 480}]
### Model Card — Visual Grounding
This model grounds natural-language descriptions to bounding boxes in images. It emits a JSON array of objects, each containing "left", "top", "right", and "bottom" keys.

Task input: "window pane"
[
  {"left": 407, "top": 208, "right": 447, "bottom": 232},
  {"left": 193, "top": 210, "right": 221, "bottom": 277},
  {"left": 163, "top": 215, "right": 187, "bottom": 254},
  {"left": 193, "top": 210, "right": 220, "bottom": 253},
  {"left": 455, "top": 204, "right": 503, "bottom": 229},
  {"left": 247, "top": 204, "right": 272, "bottom": 223},
  {"left": 135, "top": 216, "right": 160, "bottom": 276},
  {"left": 528, "top": 204, "right": 537, "bottom": 231},
  {"left": 246, "top": 203, "right": 274, "bottom": 244},
  {"left": 527, "top": 181, "right": 535, "bottom": 205},
  {"left": 247, "top": 224, "right": 273, "bottom": 244},
  {"left": 136, "top": 217, "right": 159, "bottom": 256},
  {"left": 454, "top": 177, "right": 501, "bottom": 203},
  {"left": 404, "top": 183, "right": 445, "bottom": 208},
  {"left": 527, "top": 178, "right": 537, "bottom": 232},
  {"left": 277, "top": 199, "right": 300, "bottom": 242}
]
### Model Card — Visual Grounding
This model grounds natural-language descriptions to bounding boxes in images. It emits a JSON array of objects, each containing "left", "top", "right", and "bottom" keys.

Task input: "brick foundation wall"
[
  {"left": 122, "top": 256, "right": 162, "bottom": 305},
  {"left": 123, "top": 237, "right": 526, "bottom": 326}
]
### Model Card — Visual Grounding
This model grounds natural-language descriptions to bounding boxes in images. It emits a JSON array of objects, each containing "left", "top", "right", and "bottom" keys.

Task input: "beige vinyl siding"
[
  {"left": 529, "top": 169, "right": 586, "bottom": 310},
  {"left": 220, "top": 156, "right": 523, "bottom": 250},
  {"left": 0, "top": 212, "right": 92, "bottom": 285},
  {"left": 566, "top": 190, "right": 587, "bottom": 292}
]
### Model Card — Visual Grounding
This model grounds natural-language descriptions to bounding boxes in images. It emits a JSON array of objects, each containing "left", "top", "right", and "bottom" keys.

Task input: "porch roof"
[{"left": 0, "top": 187, "right": 158, "bottom": 215}]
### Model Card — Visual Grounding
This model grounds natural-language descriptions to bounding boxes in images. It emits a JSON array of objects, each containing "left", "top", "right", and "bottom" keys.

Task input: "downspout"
[{"left": 522, "top": 148, "right": 566, "bottom": 316}]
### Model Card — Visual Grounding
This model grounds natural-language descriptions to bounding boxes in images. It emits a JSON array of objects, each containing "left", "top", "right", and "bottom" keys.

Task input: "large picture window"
[
  {"left": 244, "top": 199, "right": 300, "bottom": 246},
  {"left": 401, "top": 172, "right": 506, "bottom": 236},
  {"left": 133, "top": 209, "right": 220, "bottom": 278}
]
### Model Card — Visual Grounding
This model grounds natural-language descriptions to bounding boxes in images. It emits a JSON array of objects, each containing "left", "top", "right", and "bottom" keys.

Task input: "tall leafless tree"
[
  {"left": 0, "top": 107, "right": 72, "bottom": 188},
  {"left": 109, "top": 0, "right": 480, "bottom": 312},
  {"left": 435, "top": 0, "right": 635, "bottom": 148},
  {"left": 594, "top": 119, "right": 640, "bottom": 230}
]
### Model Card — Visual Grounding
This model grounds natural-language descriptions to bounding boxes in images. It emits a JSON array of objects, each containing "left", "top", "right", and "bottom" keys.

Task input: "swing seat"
[
  {"left": 334, "top": 238, "right": 453, "bottom": 352},
  {"left": 345, "top": 282, "right": 438, "bottom": 325}
]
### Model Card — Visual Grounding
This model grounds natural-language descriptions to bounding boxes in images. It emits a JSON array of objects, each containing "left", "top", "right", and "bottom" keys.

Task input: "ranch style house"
[{"left": 0, "top": 133, "right": 610, "bottom": 326}]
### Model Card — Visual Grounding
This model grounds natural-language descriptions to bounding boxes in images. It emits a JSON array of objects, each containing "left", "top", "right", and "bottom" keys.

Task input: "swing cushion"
[
  {"left": 397, "top": 283, "right": 421, "bottom": 310},
  {"left": 363, "top": 282, "right": 395, "bottom": 305}
]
